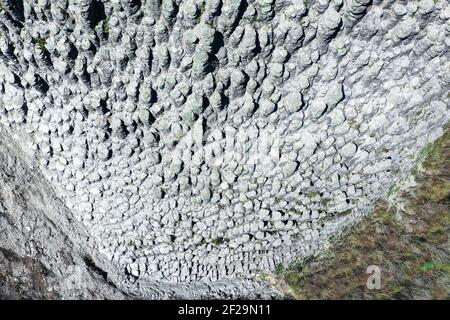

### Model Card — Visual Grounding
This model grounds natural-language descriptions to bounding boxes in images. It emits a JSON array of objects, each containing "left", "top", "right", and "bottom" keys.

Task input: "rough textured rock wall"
[
  {"left": 0, "top": 0, "right": 449, "bottom": 298},
  {"left": 0, "top": 128, "right": 126, "bottom": 299}
]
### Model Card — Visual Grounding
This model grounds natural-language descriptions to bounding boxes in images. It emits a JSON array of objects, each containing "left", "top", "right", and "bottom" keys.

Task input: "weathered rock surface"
[{"left": 0, "top": 0, "right": 449, "bottom": 298}]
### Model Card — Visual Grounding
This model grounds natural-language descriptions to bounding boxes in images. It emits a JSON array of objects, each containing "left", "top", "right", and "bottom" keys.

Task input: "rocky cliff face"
[{"left": 0, "top": 0, "right": 449, "bottom": 298}]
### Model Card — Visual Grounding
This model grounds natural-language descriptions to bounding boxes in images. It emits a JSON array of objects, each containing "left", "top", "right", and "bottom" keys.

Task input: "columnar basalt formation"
[{"left": 0, "top": 0, "right": 449, "bottom": 298}]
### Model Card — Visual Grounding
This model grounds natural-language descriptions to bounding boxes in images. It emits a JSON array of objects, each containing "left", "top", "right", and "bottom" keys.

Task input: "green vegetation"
[
  {"left": 274, "top": 263, "right": 285, "bottom": 275},
  {"left": 387, "top": 184, "right": 397, "bottom": 197},
  {"left": 102, "top": 17, "right": 111, "bottom": 35},
  {"left": 304, "top": 192, "right": 319, "bottom": 198},
  {"left": 35, "top": 37, "right": 47, "bottom": 51},
  {"left": 420, "top": 261, "right": 435, "bottom": 272},
  {"left": 411, "top": 126, "right": 447, "bottom": 177},
  {"left": 211, "top": 237, "right": 229, "bottom": 246},
  {"left": 273, "top": 125, "right": 450, "bottom": 299},
  {"left": 336, "top": 208, "right": 352, "bottom": 217}
]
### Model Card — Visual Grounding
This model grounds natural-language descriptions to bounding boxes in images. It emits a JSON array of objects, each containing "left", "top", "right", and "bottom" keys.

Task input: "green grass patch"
[
  {"left": 420, "top": 261, "right": 435, "bottom": 272},
  {"left": 35, "top": 37, "right": 47, "bottom": 50}
]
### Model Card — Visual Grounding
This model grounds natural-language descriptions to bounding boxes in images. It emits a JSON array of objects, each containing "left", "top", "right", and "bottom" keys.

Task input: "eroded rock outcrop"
[{"left": 0, "top": 0, "right": 449, "bottom": 298}]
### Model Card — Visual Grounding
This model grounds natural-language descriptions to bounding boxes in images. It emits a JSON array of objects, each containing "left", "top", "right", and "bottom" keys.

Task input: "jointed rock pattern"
[{"left": 0, "top": 0, "right": 449, "bottom": 296}]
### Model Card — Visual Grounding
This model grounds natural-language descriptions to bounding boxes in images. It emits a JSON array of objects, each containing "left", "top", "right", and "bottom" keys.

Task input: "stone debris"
[{"left": 0, "top": 0, "right": 449, "bottom": 298}]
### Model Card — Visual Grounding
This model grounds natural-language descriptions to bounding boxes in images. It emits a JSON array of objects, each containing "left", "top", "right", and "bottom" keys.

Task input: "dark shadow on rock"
[{"left": 89, "top": 0, "right": 107, "bottom": 29}]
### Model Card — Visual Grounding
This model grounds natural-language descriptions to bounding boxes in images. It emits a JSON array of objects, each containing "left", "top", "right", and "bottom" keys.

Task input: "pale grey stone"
[{"left": 0, "top": 0, "right": 448, "bottom": 300}]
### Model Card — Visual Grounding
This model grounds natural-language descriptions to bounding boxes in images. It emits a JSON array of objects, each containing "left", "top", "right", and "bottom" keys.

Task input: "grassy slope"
[{"left": 275, "top": 127, "right": 450, "bottom": 299}]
